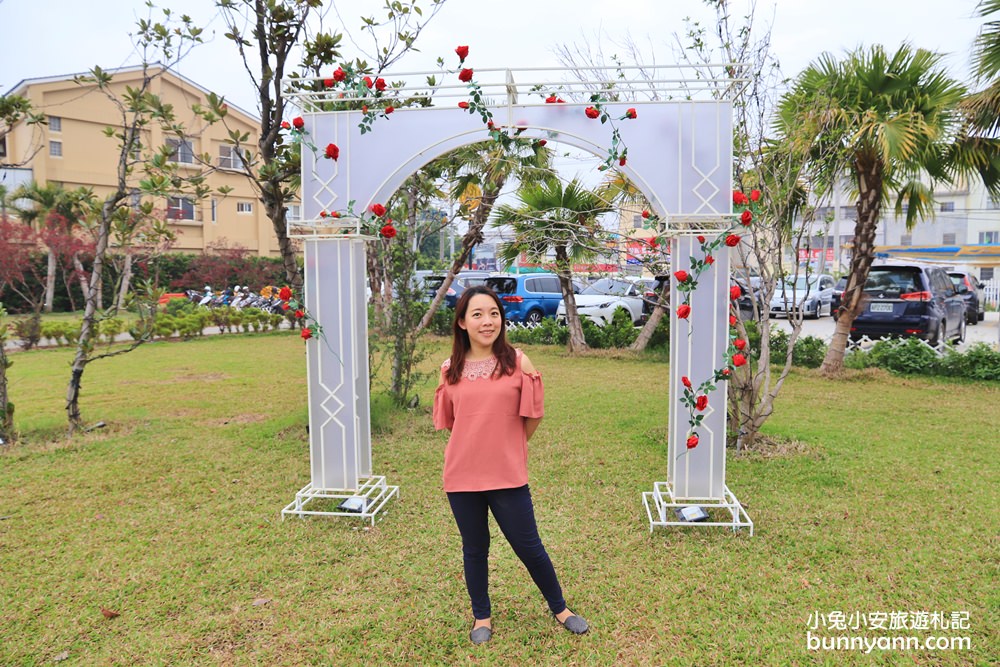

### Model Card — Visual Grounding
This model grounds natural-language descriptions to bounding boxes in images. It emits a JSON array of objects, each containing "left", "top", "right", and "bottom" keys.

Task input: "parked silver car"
[
  {"left": 769, "top": 273, "right": 835, "bottom": 319},
  {"left": 556, "top": 277, "right": 646, "bottom": 326}
]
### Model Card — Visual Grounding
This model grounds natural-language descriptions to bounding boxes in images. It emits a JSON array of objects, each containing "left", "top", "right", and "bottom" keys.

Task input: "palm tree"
[
  {"left": 963, "top": 0, "right": 1000, "bottom": 135},
  {"left": 415, "top": 138, "right": 551, "bottom": 331},
  {"left": 495, "top": 178, "right": 614, "bottom": 353},
  {"left": 12, "top": 182, "right": 88, "bottom": 313},
  {"left": 775, "top": 44, "right": 1000, "bottom": 373}
]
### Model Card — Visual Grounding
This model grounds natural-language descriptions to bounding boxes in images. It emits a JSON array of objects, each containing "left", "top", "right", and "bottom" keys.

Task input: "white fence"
[{"left": 984, "top": 278, "right": 1000, "bottom": 308}]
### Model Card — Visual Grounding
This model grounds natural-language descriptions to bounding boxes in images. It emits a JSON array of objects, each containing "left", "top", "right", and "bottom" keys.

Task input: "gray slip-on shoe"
[
  {"left": 470, "top": 625, "right": 493, "bottom": 644},
  {"left": 558, "top": 614, "right": 589, "bottom": 634}
]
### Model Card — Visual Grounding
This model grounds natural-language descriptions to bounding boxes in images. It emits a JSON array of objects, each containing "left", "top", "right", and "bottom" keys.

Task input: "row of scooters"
[{"left": 183, "top": 286, "right": 289, "bottom": 313}]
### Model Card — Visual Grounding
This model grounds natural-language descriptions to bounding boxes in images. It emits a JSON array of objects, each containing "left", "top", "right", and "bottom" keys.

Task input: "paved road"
[{"left": 768, "top": 311, "right": 1000, "bottom": 351}]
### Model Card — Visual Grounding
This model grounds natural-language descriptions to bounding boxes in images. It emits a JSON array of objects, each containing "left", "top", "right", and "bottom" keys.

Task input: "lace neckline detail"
[{"left": 462, "top": 356, "right": 497, "bottom": 381}]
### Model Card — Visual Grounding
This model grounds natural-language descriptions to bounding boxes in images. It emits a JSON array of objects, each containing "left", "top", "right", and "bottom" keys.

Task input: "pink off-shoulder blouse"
[{"left": 432, "top": 349, "right": 544, "bottom": 492}]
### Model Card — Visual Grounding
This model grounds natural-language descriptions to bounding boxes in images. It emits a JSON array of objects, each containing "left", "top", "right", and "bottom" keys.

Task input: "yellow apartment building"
[{"left": 1, "top": 65, "right": 291, "bottom": 257}]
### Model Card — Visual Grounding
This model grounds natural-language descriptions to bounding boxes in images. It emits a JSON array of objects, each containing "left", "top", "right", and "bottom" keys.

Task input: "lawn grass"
[{"left": 1, "top": 333, "right": 997, "bottom": 665}]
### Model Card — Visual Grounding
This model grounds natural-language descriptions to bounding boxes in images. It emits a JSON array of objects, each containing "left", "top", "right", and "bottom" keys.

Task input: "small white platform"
[
  {"left": 643, "top": 481, "right": 753, "bottom": 535},
  {"left": 282, "top": 476, "right": 399, "bottom": 526}
]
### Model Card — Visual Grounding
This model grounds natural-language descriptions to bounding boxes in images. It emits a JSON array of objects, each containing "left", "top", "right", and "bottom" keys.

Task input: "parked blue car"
[{"left": 485, "top": 273, "right": 568, "bottom": 324}]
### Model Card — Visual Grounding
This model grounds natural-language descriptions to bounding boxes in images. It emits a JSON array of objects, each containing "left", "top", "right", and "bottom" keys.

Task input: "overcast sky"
[{"left": 0, "top": 0, "right": 988, "bottom": 115}]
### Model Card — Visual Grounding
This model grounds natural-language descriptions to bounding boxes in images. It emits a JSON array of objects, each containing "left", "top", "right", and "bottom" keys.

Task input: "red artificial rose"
[
  {"left": 686, "top": 434, "right": 699, "bottom": 449},
  {"left": 545, "top": 94, "right": 558, "bottom": 103},
  {"left": 642, "top": 210, "right": 650, "bottom": 219},
  {"left": 280, "top": 121, "right": 290, "bottom": 129},
  {"left": 330, "top": 211, "right": 340, "bottom": 218},
  {"left": 677, "top": 304, "right": 691, "bottom": 319},
  {"left": 674, "top": 270, "right": 690, "bottom": 283},
  {"left": 333, "top": 67, "right": 346, "bottom": 82},
  {"left": 750, "top": 189, "right": 761, "bottom": 202},
  {"left": 740, "top": 209, "right": 753, "bottom": 225},
  {"left": 625, "top": 108, "right": 637, "bottom": 119},
  {"left": 279, "top": 286, "right": 293, "bottom": 301},
  {"left": 370, "top": 203, "right": 387, "bottom": 217},
  {"left": 725, "top": 234, "right": 741, "bottom": 247},
  {"left": 294, "top": 309, "right": 305, "bottom": 319},
  {"left": 682, "top": 376, "right": 692, "bottom": 389},
  {"left": 374, "top": 77, "right": 386, "bottom": 92},
  {"left": 732, "top": 353, "right": 747, "bottom": 367},
  {"left": 458, "top": 101, "right": 470, "bottom": 109},
  {"left": 384, "top": 105, "right": 394, "bottom": 114},
  {"left": 363, "top": 76, "right": 374, "bottom": 88},
  {"left": 320, "top": 211, "right": 328, "bottom": 218},
  {"left": 557, "top": 97, "right": 565, "bottom": 103},
  {"left": 585, "top": 106, "right": 600, "bottom": 119},
  {"left": 697, "top": 235, "right": 705, "bottom": 243},
  {"left": 733, "top": 338, "right": 747, "bottom": 351},
  {"left": 324, "top": 78, "right": 334, "bottom": 88},
  {"left": 695, "top": 395, "right": 708, "bottom": 411},
  {"left": 619, "top": 156, "right": 627, "bottom": 166},
  {"left": 456, "top": 45, "right": 469, "bottom": 60},
  {"left": 537, "top": 139, "right": 547, "bottom": 146},
  {"left": 722, "top": 368, "right": 732, "bottom": 376},
  {"left": 730, "top": 285, "right": 743, "bottom": 301},
  {"left": 281, "top": 303, "right": 290, "bottom": 311},
  {"left": 380, "top": 224, "right": 397, "bottom": 239},
  {"left": 706, "top": 255, "right": 715, "bottom": 265},
  {"left": 292, "top": 116, "right": 304, "bottom": 129},
  {"left": 362, "top": 104, "right": 369, "bottom": 113},
  {"left": 301, "top": 327, "right": 313, "bottom": 340},
  {"left": 324, "top": 143, "right": 340, "bottom": 160},
  {"left": 459, "top": 68, "right": 474, "bottom": 82},
  {"left": 732, "top": 190, "right": 747, "bottom": 205},
  {"left": 729, "top": 314, "right": 738, "bottom": 326}
]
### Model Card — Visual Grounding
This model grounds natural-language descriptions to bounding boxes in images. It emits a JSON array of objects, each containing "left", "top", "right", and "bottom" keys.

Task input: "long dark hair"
[{"left": 446, "top": 285, "right": 517, "bottom": 384}]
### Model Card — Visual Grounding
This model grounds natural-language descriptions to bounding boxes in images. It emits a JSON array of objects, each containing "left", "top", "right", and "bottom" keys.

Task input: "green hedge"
[{"left": 846, "top": 338, "right": 1000, "bottom": 381}]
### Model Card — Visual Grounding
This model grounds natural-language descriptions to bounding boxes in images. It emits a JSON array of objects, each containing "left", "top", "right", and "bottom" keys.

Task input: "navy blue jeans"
[{"left": 447, "top": 484, "right": 566, "bottom": 620}]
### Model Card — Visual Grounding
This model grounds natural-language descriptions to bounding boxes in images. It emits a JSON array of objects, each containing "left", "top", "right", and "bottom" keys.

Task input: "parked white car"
[
  {"left": 770, "top": 273, "right": 836, "bottom": 318},
  {"left": 556, "top": 277, "right": 646, "bottom": 326}
]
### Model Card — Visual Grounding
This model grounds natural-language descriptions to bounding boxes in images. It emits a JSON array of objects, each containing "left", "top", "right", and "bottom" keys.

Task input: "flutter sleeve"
[
  {"left": 519, "top": 369, "right": 544, "bottom": 419},
  {"left": 432, "top": 360, "right": 454, "bottom": 430}
]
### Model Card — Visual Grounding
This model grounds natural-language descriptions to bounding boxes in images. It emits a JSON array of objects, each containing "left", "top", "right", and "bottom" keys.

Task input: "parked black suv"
[
  {"left": 947, "top": 271, "right": 986, "bottom": 324},
  {"left": 849, "top": 262, "right": 966, "bottom": 345}
]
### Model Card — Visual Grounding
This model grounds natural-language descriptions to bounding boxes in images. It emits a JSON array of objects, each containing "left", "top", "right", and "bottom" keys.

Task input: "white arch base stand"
[
  {"left": 281, "top": 237, "right": 398, "bottom": 526},
  {"left": 641, "top": 235, "right": 753, "bottom": 535}
]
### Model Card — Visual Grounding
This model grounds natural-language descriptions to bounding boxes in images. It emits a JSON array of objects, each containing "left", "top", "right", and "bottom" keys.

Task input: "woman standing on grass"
[{"left": 432, "top": 285, "right": 588, "bottom": 645}]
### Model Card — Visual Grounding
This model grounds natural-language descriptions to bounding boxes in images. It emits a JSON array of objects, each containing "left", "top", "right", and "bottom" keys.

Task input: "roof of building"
[{"left": 4, "top": 63, "right": 260, "bottom": 124}]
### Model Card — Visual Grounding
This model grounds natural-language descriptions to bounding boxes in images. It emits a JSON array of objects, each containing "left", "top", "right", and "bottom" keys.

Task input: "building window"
[
  {"left": 218, "top": 144, "right": 248, "bottom": 170},
  {"left": 285, "top": 204, "right": 301, "bottom": 221},
  {"left": 939, "top": 201, "right": 955, "bottom": 212},
  {"left": 0, "top": 136, "right": 6, "bottom": 159},
  {"left": 49, "top": 140, "right": 62, "bottom": 157},
  {"left": 982, "top": 267, "right": 995, "bottom": 280},
  {"left": 237, "top": 201, "right": 253, "bottom": 214},
  {"left": 48, "top": 116, "right": 61, "bottom": 132},
  {"left": 632, "top": 214, "right": 642, "bottom": 229},
  {"left": 166, "top": 137, "right": 194, "bottom": 164},
  {"left": 979, "top": 231, "right": 1000, "bottom": 244},
  {"left": 211, "top": 198, "right": 217, "bottom": 223},
  {"left": 166, "top": 196, "right": 196, "bottom": 221},
  {"left": 900, "top": 234, "right": 912, "bottom": 246},
  {"left": 942, "top": 233, "right": 956, "bottom": 245}
]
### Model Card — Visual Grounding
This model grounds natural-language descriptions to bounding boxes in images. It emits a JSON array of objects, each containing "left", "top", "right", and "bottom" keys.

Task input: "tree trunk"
[
  {"left": 0, "top": 342, "right": 13, "bottom": 444},
  {"left": 630, "top": 282, "right": 670, "bottom": 351},
  {"left": 66, "top": 200, "right": 115, "bottom": 433},
  {"left": 264, "top": 192, "right": 302, "bottom": 289},
  {"left": 555, "top": 245, "right": 587, "bottom": 353},
  {"left": 115, "top": 252, "right": 133, "bottom": 311},
  {"left": 820, "top": 159, "right": 882, "bottom": 374},
  {"left": 416, "top": 184, "right": 502, "bottom": 332},
  {"left": 43, "top": 249, "right": 56, "bottom": 313},
  {"left": 72, "top": 253, "right": 91, "bottom": 305}
]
